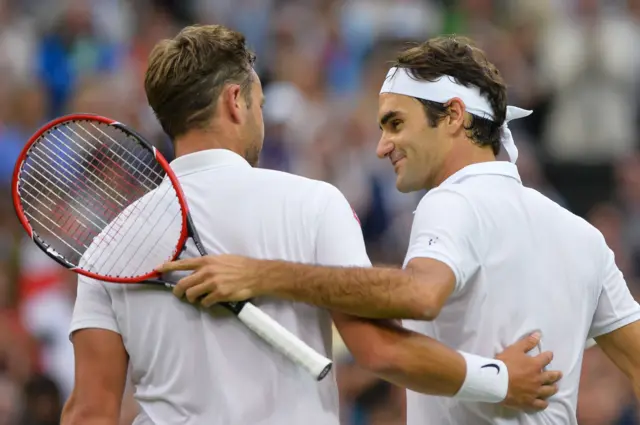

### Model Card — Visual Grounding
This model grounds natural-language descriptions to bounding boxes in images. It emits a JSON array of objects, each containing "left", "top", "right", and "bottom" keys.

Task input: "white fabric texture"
[
  {"left": 70, "top": 149, "right": 371, "bottom": 425},
  {"left": 402, "top": 161, "right": 640, "bottom": 424}
]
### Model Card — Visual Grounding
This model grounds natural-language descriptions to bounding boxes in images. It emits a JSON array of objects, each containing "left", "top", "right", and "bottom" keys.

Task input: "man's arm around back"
[{"left": 159, "top": 183, "right": 563, "bottom": 410}]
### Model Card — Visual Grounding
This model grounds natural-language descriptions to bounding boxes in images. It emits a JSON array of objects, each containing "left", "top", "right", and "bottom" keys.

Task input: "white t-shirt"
[
  {"left": 402, "top": 162, "right": 640, "bottom": 425},
  {"left": 69, "top": 149, "right": 371, "bottom": 425}
]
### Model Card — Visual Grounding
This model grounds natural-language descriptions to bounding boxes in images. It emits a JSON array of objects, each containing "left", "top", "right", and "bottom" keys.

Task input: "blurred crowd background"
[{"left": 1, "top": 0, "right": 640, "bottom": 424}]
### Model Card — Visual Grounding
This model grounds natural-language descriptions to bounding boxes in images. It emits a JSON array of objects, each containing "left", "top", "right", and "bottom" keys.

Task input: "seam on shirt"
[
  {"left": 68, "top": 320, "right": 121, "bottom": 341},
  {"left": 588, "top": 310, "right": 640, "bottom": 339},
  {"left": 404, "top": 251, "right": 463, "bottom": 293},
  {"left": 415, "top": 187, "right": 484, "bottom": 288}
]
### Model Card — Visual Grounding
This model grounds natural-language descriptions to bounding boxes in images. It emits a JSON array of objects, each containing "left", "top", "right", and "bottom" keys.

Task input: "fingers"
[
  {"left": 156, "top": 257, "right": 208, "bottom": 273},
  {"left": 184, "top": 283, "right": 213, "bottom": 304},
  {"left": 537, "top": 384, "right": 559, "bottom": 400},
  {"left": 529, "top": 398, "right": 549, "bottom": 411},
  {"left": 201, "top": 292, "right": 220, "bottom": 308},
  {"left": 541, "top": 370, "right": 562, "bottom": 385},
  {"left": 516, "top": 331, "right": 542, "bottom": 353},
  {"left": 172, "top": 271, "right": 209, "bottom": 299},
  {"left": 179, "top": 283, "right": 253, "bottom": 307},
  {"left": 533, "top": 350, "right": 554, "bottom": 369}
]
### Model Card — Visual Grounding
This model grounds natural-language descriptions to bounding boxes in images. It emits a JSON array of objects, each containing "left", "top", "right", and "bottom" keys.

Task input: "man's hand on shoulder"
[
  {"left": 496, "top": 332, "right": 563, "bottom": 411},
  {"left": 157, "top": 255, "right": 268, "bottom": 306}
]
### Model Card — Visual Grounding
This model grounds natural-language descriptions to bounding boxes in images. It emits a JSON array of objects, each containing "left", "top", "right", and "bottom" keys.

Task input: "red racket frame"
[{"left": 12, "top": 113, "right": 190, "bottom": 283}]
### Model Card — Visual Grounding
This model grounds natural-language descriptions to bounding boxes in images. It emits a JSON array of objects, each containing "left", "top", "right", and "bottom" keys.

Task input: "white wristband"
[{"left": 454, "top": 351, "right": 509, "bottom": 403}]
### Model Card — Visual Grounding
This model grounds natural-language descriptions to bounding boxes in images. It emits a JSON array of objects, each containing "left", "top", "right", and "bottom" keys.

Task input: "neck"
[
  {"left": 173, "top": 129, "right": 243, "bottom": 159},
  {"left": 432, "top": 145, "right": 496, "bottom": 188}
]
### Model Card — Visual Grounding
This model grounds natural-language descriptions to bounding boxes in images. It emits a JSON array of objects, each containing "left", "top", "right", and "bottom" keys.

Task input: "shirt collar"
[
  {"left": 440, "top": 161, "right": 522, "bottom": 187},
  {"left": 169, "top": 149, "right": 250, "bottom": 176}
]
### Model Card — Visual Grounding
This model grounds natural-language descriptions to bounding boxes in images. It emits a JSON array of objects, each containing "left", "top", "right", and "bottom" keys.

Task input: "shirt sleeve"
[
  {"left": 403, "top": 188, "right": 481, "bottom": 295},
  {"left": 588, "top": 240, "right": 640, "bottom": 339},
  {"left": 314, "top": 184, "right": 372, "bottom": 268},
  {"left": 69, "top": 277, "right": 120, "bottom": 339}
]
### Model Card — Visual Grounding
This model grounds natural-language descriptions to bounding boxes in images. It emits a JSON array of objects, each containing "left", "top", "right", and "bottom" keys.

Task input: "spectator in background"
[
  {"left": 0, "top": 375, "right": 21, "bottom": 425},
  {"left": 588, "top": 203, "right": 634, "bottom": 280},
  {"left": 17, "top": 374, "right": 62, "bottom": 425},
  {"left": 515, "top": 141, "right": 567, "bottom": 208},
  {"left": 37, "top": 0, "right": 121, "bottom": 118},
  {"left": 0, "top": 82, "right": 46, "bottom": 186},
  {"left": 537, "top": 0, "right": 640, "bottom": 164},
  {"left": 0, "top": 0, "right": 37, "bottom": 82},
  {"left": 16, "top": 240, "right": 75, "bottom": 402},
  {"left": 615, "top": 153, "right": 640, "bottom": 280}
]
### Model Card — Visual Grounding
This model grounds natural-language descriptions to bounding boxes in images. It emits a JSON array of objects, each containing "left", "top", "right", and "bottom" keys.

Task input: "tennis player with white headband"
[
  {"left": 160, "top": 36, "right": 640, "bottom": 424},
  {"left": 379, "top": 65, "right": 531, "bottom": 164}
]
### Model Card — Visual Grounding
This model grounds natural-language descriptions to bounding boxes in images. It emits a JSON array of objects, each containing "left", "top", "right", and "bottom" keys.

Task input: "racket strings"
[
  {"left": 67, "top": 122, "right": 181, "bottom": 275},
  {"left": 19, "top": 119, "right": 184, "bottom": 277},
  {"left": 49, "top": 124, "right": 149, "bottom": 203},
  {"left": 22, "top": 148, "right": 126, "bottom": 255},
  {"left": 85, "top": 122, "right": 164, "bottom": 186},
  {"left": 27, "top": 128, "right": 141, "bottom": 246},
  {"left": 20, "top": 151, "right": 106, "bottom": 252},
  {"left": 103, "top": 187, "right": 182, "bottom": 277}
]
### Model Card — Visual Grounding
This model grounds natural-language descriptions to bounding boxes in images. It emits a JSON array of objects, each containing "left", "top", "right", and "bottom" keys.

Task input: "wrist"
[
  {"left": 258, "top": 259, "right": 290, "bottom": 296},
  {"left": 453, "top": 351, "right": 509, "bottom": 403}
]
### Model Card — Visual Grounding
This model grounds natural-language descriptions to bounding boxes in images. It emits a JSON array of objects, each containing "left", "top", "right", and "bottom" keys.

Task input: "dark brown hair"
[
  {"left": 392, "top": 35, "right": 507, "bottom": 155},
  {"left": 145, "top": 24, "right": 256, "bottom": 140}
]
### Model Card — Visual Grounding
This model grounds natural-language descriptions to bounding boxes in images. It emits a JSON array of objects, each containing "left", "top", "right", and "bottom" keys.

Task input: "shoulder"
[
  {"left": 251, "top": 168, "right": 326, "bottom": 187},
  {"left": 251, "top": 168, "right": 346, "bottom": 203},
  {"left": 415, "top": 186, "right": 476, "bottom": 217},
  {"left": 528, "top": 187, "right": 604, "bottom": 240}
]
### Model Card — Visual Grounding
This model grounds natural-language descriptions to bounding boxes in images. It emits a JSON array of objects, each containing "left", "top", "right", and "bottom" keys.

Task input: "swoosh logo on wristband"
[{"left": 481, "top": 363, "right": 501, "bottom": 373}]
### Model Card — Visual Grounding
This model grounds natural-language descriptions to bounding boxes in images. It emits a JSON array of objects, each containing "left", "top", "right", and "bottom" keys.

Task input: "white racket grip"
[{"left": 236, "top": 303, "right": 333, "bottom": 381}]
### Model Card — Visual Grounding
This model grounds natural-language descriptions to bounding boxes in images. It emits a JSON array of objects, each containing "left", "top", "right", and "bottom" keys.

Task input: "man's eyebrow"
[{"left": 379, "top": 111, "right": 398, "bottom": 129}]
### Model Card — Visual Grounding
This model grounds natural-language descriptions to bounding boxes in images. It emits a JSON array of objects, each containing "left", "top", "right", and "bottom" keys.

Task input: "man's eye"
[{"left": 391, "top": 120, "right": 402, "bottom": 130}]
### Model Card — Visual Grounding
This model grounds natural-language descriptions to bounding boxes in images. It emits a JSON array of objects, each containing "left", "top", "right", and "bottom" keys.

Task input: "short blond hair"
[{"left": 144, "top": 24, "right": 256, "bottom": 139}]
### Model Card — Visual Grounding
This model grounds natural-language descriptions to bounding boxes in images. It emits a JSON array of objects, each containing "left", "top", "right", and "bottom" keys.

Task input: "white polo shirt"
[
  {"left": 69, "top": 149, "right": 371, "bottom": 425},
  {"left": 402, "top": 161, "right": 640, "bottom": 425}
]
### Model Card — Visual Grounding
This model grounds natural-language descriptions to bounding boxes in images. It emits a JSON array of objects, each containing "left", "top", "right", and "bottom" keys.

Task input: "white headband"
[{"left": 380, "top": 67, "right": 532, "bottom": 163}]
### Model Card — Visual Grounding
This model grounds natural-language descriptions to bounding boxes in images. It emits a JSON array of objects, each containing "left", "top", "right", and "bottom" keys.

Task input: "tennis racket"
[{"left": 11, "top": 113, "right": 333, "bottom": 381}]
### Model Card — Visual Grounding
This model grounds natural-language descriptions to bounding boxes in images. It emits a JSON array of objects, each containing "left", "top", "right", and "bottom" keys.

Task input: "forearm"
[
  {"left": 61, "top": 396, "right": 120, "bottom": 425},
  {"left": 61, "top": 410, "right": 119, "bottom": 425},
  {"left": 364, "top": 321, "right": 466, "bottom": 396},
  {"left": 335, "top": 314, "right": 509, "bottom": 402},
  {"left": 259, "top": 260, "right": 432, "bottom": 319}
]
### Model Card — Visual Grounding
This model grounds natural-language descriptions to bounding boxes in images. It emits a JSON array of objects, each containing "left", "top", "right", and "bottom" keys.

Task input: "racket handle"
[{"left": 236, "top": 303, "right": 333, "bottom": 381}]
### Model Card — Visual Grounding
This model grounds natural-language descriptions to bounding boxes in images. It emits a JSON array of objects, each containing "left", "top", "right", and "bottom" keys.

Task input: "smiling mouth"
[{"left": 390, "top": 155, "right": 405, "bottom": 167}]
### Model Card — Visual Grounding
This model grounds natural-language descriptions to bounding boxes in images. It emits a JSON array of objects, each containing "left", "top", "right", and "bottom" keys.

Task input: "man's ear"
[
  {"left": 222, "top": 84, "right": 243, "bottom": 124},
  {"left": 443, "top": 98, "right": 466, "bottom": 135}
]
